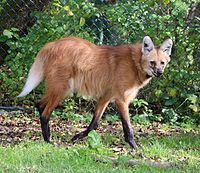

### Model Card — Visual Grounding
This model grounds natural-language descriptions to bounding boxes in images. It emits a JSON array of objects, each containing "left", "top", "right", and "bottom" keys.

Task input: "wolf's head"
[{"left": 141, "top": 36, "right": 173, "bottom": 77}]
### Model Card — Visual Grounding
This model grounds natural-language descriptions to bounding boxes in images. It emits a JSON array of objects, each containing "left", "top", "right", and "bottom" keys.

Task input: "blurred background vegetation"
[{"left": 0, "top": 0, "right": 199, "bottom": 124}]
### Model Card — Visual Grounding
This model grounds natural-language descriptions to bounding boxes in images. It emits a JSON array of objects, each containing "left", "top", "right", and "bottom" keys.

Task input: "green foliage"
[
  {"left": 132, "top": 99, "right": 163, "bottom": 123},
  {"left": 87, "top": 130, "right": 103, "bottom": 150},
  {"left": 104, "top": 0, "right": 199, "bottom": 123},
  {"left": 187, "top": 94, "right": 199, "bottom": 113},
  {"left": 161, "top": 108, "right": 179, "bottom": 124},
  {"left": 1, "top": 0, "right": 199, "bottom": 124},
  {"left": 0, "top": 0, "right": 99, "bottom": 103},
  {"left": 105, "top": 114, "right": 120, "bottom": 122}
]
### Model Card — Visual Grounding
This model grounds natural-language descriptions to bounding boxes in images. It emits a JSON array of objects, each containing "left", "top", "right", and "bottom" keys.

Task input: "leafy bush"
[
  {"left": 104, "top": 0, "right": 200, "bottom": 123},
  {"left": 0, "top": 0, "right": 199, "bottom": 123},
  {"left": 0, "top": 0, "right": 99, "bottom": 105}
]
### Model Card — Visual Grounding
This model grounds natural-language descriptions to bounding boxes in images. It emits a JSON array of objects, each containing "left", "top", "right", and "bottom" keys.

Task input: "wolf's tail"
[{"left": 17, "top": 56, "right": 44, "bottom": 97}]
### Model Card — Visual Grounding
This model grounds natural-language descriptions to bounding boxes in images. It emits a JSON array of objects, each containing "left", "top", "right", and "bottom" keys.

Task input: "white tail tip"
[
  {"left": 17, "top": 92, "right": 29, "bottom": 98},
  {"left": 17, "top": 57, "right": 44, "bottom": 98}
]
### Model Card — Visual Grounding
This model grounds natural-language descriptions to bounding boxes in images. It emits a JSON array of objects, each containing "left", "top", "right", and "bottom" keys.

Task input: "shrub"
[{"left": 1, "top": 0, "right": 199, "bottom": 123}]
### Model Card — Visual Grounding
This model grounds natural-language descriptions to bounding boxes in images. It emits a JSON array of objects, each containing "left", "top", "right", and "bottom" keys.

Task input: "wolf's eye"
[
  {"left": 150, "top": 61, "right": 156, "bottom": 66},
  {"left": 161, "top": 61, "right": 165, "bottom": 65}
]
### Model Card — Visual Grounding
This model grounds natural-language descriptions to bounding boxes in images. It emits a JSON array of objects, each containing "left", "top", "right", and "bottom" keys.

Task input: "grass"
[
  {"left": 0, "top": 110, "right": 200, "bottom": 172},
  {"left": 0, "top": 132, "right": 200, "bottom": 172},
  {"left": 1, "top": 142, "right": 112, "bottom": 173}
]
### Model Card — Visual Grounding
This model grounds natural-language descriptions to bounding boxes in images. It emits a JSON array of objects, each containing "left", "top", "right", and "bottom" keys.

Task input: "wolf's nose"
[{"left": 157, "top": 71, "right": 162, "bottom": 76}]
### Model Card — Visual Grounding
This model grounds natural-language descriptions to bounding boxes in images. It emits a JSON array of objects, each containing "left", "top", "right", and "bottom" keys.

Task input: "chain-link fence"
[
  {"left": 0, "top": 0, "right": 126, "bottom": 64},
  {"left": 0, "top": 0, "right": 51, "bottom": 64},
  {"left": 1, "top": 1, "right": 198, "bottom": 60},
  {"left": 1, "top": 0, "right": 199, "bottom": 61},
  {"left": 0, "top": 0, "right": 199, "bottom": 119}
]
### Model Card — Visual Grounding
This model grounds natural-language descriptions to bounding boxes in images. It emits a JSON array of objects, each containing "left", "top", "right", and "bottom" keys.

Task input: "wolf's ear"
[
  {"left": 142, "top": 36, "right": 155, "bottom": 55},
  {"left": 160, "top": 39, "right": 173, "bottom": 56}
]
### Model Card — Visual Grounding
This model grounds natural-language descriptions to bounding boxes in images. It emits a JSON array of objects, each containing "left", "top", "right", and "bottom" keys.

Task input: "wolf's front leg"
[
  {"left": 72, "top": 95, "right": 110, "bottom": 143},
  {"left": 116, "top": 99, "right": 138, "bottom": 149}
]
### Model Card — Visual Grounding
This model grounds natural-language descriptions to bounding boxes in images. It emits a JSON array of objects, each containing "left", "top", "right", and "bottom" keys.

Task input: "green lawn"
[{"left": 0, "top": 111, "right": 200, "bottom": 173}]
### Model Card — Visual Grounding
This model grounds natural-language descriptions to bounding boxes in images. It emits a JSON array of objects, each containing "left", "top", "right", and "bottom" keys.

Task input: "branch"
[
  {"left": 0, "top": 106, "right": 63, "bottom": 113},
  {"left": 0, "top": 106, "right": 33, "bottom": 112},
  {"left": 94, "top": 155, "right": 174, "bottom": 168}
]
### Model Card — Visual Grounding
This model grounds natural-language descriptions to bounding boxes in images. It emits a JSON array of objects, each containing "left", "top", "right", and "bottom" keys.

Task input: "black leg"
[
  {"left": 72, "top": 116, "right": 98, "bottom": 143},
  {"left": 36, "top": 102, "right": 43, "bottom": 114},
  {"left": 40, "top": 116, "right": 50, "bottom": 142},
  {"left": 116, "top": 99, "right": 138, "bottom": 149},
  {"left": 121, "top": 120, "right": 138, "bottom": 149},
  {"left": 72, "top": 96, "right": 110, "bottom": 144},
  {"left": 36, "top": 102, "right": 51, "bottom": 142}
]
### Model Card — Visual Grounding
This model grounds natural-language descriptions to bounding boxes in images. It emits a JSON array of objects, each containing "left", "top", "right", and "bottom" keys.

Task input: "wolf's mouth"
[
  {"left": 153, "top": 71, "right": 162, "bottom": 77},
  {"left": 153, "top": 72, "right": 158, "bottom": 77},
  {"left": 151, "top": 70, "right": 161, "bottom": 77}
]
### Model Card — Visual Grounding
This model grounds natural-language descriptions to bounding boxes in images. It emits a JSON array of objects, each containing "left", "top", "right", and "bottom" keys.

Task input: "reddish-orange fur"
[
  {"left": 38, "top": 37, "right": 151, "bottom": 116},
  {"left": 19, "top": 36, "right": 172, "bottom": 148}
]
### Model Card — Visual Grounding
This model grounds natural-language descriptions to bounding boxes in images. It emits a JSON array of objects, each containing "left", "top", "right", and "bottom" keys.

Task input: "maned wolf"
[{"left": 18, "top": 36, "right": 173, "bottom": 149}]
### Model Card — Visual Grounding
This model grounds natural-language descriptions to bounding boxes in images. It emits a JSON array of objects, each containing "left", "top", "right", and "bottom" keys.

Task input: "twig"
[
  {"left": 0, "top": 106, "right": 33, "bottom": 112},
  {"left": 94, "top": 155, "right": 174, "bottom": 168},
  {"left": 0, "top": 106, "right": 63, "bottom": 113}
]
